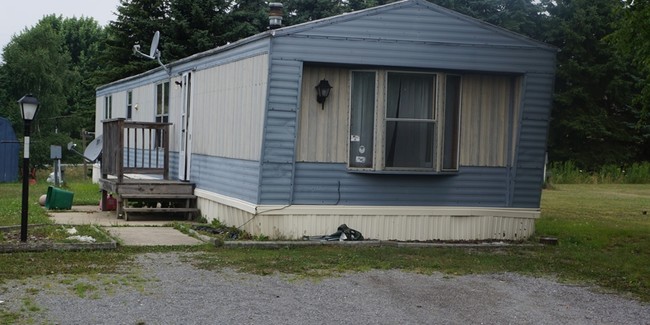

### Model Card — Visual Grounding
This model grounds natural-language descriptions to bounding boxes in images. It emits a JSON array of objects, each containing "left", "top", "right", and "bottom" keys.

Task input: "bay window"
[{"left": 348, "top": 70, "right": 461, "bottom": 173}]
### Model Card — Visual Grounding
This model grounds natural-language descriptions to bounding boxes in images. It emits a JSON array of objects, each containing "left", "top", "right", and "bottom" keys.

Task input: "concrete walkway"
[{"left": 48, "top": 206, "right": 204, "bottom": 246}]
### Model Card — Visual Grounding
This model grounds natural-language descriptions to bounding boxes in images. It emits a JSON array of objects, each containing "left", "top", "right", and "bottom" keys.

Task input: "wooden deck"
[{"left": 98, "top": 119, "right": 199, "bottom": 220}]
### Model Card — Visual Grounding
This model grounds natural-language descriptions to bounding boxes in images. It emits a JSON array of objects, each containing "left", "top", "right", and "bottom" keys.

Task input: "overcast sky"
[{"left": 0, "top": 0, "right": 120, "bottom": 53}]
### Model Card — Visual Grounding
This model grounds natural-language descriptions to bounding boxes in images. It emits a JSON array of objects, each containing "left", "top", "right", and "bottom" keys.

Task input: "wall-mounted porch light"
[{"left": 315, "top": 79, "right": 332, "bottom": 110}]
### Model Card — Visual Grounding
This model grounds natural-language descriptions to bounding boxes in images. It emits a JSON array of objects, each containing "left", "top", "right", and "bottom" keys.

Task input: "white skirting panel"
[{"left": 195, "top": 189, "right": 539, "bottom": 241}]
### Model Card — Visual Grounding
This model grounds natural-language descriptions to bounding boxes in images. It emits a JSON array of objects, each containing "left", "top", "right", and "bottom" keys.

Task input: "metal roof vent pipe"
[{"left": 269, "top": 3, "right": 283, "bottom": 29}]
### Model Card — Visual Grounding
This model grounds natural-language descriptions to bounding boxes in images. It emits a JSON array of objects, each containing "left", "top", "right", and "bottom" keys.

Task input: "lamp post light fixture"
[
  {"left": 315, "top": 79, "right": 332, "bottom": 110},
  {"left": 18, "top": 94, "right": 40, "bottom": 242}
]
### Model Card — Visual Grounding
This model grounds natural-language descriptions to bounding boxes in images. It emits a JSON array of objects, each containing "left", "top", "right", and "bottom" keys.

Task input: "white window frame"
[
  {"left": 126, "top": 90, "right": 133, "bottom": 120},
  {"left": 155, "top": 81, "right": 170, "bottom": 147},
  {"left": 104, "top": 95, "right": 112, "bottom": 119},
  {"left": 347, "top": 70, "right": 461, "bottom": 173},
  {"left": 155, "top": 81, "right": 170, "bottom": 122}
]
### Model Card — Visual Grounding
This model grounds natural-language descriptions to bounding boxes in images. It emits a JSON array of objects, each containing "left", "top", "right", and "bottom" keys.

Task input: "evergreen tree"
[
  {"left": 543, "top": 0, "right": 645, "bottom": 168},
  {"left": 95, "top": 0, "right": 170, "bottom": 84},
  {"left": 610, "top": 1, "right": 650, "bottom": 161},
  {"left": 165, "top": 0, "right": 232, "bottom": 59},
  {"left": 223, "top": 0, "right": 269, "bottom": 42},
  {"left": 283, "top": 0, "right": 347, "bottom": 25},
  {"left": 59, "top": 17, "right": 107, "bottom": 138},
  {"left": 429, "top": 0, "right": 547, "bottom": 39}
]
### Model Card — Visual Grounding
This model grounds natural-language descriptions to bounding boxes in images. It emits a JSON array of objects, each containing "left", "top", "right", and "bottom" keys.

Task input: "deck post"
[{"left": 163, "top": 124, "right": 170, "bottom": 180}]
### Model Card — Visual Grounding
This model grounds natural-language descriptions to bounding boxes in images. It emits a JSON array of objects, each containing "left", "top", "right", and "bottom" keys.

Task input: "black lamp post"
[{"left": 18, "top": 94, "right": 40, "bottom": 242}]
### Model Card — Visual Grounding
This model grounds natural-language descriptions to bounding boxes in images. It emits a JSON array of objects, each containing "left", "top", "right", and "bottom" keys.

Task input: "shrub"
[{"left": 549, "top": 161, "right": 650, "bottom": 184}]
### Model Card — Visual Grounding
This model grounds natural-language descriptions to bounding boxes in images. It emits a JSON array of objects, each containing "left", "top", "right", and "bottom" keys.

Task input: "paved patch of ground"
[
  {"left": 48, "top": 205, "right": 203, "bottom": 246},
  {"left": 48, "top": 205, "right": 172, "bottom": 227},
  {"left": 106, "top": 227, "right": 203, "bottom": 246}
]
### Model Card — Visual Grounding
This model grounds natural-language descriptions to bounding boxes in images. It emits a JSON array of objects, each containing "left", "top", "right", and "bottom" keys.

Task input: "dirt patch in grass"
[
  {"left": 0, "top": 225, "right": 117, "bottom": 252},
  {"left": 0, "top": 226, "right": 54, "bottom": 244}
]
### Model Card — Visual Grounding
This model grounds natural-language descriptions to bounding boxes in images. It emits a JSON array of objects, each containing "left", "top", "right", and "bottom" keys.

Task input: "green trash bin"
[{"left": 45, "top": 186, "right": 74, "bottom": 210}]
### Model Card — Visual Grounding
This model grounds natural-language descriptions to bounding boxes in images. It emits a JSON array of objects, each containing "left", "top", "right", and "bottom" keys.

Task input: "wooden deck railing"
[{"left": 101, "top": 118, "right": 171, "bottom": 182}]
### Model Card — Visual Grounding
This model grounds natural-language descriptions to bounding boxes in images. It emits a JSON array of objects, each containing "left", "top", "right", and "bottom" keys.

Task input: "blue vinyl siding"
[
  {"left": 123, "top": 148, "right": 166, "bottom": 169},
  {"left": 258, "top": 1, "right": 555, "bottom": 207},
  {"left": 279, "top": 1, "right": 549, "bottom": 50},
  {"left": 0, "top": 118, "right": 19, "bottom": 182},
  {"left": 271, "top": 1, "right": 555, "bottom": 75},
  {"left": 168, "top": 151, "right": 178, "bottom": 179},
  {"left": 273, "top": 37, "right": 552, "bottom": 75},
  {"left": 511, "top": 73, "right": 555, "bottom": 207},
  {"left": 293, "top": 163, "right": 509, "bottom": 207},
  {"left": 191, "top": 154, "right": 260, "bottom": 203},
  {"left": 258, "top": 58, "right": 302, "bottom": 204}
]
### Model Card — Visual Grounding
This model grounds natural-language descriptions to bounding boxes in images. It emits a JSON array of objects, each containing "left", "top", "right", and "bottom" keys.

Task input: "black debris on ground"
[{"left": 191, "top": 225, "right": 244, "bottom": 240}]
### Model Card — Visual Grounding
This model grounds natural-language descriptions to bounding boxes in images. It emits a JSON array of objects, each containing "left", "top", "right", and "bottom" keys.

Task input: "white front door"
[{"left": 178, "top": 72, "right": 193, "bottom": 181}]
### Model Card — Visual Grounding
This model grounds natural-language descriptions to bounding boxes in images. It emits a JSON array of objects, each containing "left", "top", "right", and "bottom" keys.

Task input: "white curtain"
[{"left": 349, "top": 71, "right": 376, "bottom": 168}]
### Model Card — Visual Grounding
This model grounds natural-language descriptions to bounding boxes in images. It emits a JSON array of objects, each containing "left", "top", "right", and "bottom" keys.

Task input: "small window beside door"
[
  {"left": 155, "top": 81, "right": 170, "bottom": 147},
  {"left": 126, "top": 90, "right": 133, "bottom": 120},
  {"left": 104, "top": 95, "right": 112, "bottom": 119}
]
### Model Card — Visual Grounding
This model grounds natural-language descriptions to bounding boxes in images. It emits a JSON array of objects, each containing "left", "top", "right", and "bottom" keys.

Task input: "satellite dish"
[
  {"left": 149, "top": 31, "right": 160, "bottom": 58},
  {"left": 83, "top": 135, "right": 103, "bottom": 162},
  {"left": 65, "top": 135, "right": 102, "bottom": 162},
  {"left": 132, "top": 30, "right": 169, "bottom": 74}
]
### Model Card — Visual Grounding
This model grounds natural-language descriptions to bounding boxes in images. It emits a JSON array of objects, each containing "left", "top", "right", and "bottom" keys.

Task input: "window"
[
  {"left": 104, "top": 95, "right": 112, "bottom": 119},
  {"left": 349, "top": 71, "right": 376, "bottom": 168},
  {"left": 348, "top": 70, "right": 461, "bottom": 173},
  {"left": 156, "top": 82, "right": 169, "bottom": 121},
  {"left": 155, "top": 81, "right": 170, "bottom": 146},
  {"left": 443, "top": 75, "right": 461, "bottom": 170},
  {"left": 126, "top": 90, "right": 133, "bottom": 120},
  {"left": 385, "top": 72, "right": 436, "bottom": 169}
]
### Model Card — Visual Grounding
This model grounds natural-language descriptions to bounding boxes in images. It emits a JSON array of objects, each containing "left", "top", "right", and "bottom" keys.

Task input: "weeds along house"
[{"left": 94, "top": 0, "right": 556, "bottom": 241}]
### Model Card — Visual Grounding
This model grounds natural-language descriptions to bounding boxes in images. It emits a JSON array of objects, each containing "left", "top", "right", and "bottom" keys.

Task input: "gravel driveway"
[{"left": 2, "top": 252, "right": 649, "bottom": 324}]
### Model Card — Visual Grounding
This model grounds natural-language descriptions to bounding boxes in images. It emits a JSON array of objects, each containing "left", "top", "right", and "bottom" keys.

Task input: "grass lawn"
[
  {"left": 0, "top": 167, "right": 100, "bottom": 227},
  {"left": 188, "top": 185, "right": 650, "bottom": 301},
  {"left": 0, "top": 170, "right": 649, "bottom": 301}
]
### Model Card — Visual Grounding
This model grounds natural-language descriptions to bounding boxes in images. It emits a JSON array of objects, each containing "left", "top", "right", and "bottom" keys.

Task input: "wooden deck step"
[{"left": 100, "top": 177, "right": 199, "bottom": 221}]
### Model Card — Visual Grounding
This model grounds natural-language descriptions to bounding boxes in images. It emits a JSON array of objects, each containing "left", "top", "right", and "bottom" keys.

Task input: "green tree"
[
  {"left": 225, "top": 0, "right": 269, "bottom": 40},
  {"left": 543, "top": 0, "right": 645, "bottom": 169},
  {"left": 609, "top": 1, "right": 650, "bottom": 126},
  {"left": 0, "top": 15, "right": 71, "bottom": 168},
  {"left": 59, "top": 17, "right": 107, "bottom": 138},
  {"left": 283, "top": 0, "right": 347, "bottom": 25},
  {"left": 429, "top": 0, "right": 547, "bottom": 39},
  {"left": 164, "top": 0, "right": 232, "bottom": 59},
  {"left": 96, "top": 0, "right": 170, "bottom": 84},
  {"left": 347, "top": 0, "right": 396, "bottom": 11},
  {"left": 0, "top": 15, "right": 106, "bottom": 167},
  {"left": 1, "top": 16, "right": 69, "bottom": 132}
]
